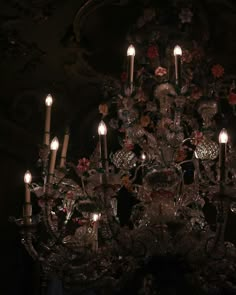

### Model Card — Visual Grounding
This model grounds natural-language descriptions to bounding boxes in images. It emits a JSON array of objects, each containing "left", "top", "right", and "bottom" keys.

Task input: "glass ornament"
[
  {"left": 112, "top": 149, "right": 137, "bottom": 170},
  {"left": 195, "top": 138, "right": 219, "bottom": 160}
]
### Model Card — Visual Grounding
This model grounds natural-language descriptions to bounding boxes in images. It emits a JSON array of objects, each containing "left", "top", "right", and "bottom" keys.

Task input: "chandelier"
[{"left": 11, "top": 2, "right": 236, "bottom": 294}]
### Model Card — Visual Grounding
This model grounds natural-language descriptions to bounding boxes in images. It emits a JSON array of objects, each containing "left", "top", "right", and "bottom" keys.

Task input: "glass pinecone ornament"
[
  {"left": 195, "top": 138, "right": 219, "bottom": 160},
  {"left": 111, "top": 149, "right": 137, "bottom": 170}
]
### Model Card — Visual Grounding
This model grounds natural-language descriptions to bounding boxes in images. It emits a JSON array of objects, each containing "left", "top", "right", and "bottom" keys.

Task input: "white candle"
[
  {"left": 219, "top": 128, "right": 228, "bottom": 183},
  {"left": 24, "top": 170, "right": 32, "bottom": 203},
  {"left": 98, "top": 120, "right": 108, "bottom": 170},
  {"left": 23, "top": 203, "right": 32, "bottom": 225},
  {"left": 48, "top": 137, "right": 59, "bottom": 183},
  {"left": 44, "top": 94, "right": 53, "bottom": 145},
  {"left": 59, "top": 127, "right": 70, "bottom": 168},
  {"left": 98, "top": 121, "right": 108, "bottom": 184},
  {"left": 92, "top": 213, "right": 100, "bottom": 252},
  {"left": 173, "top": 45, "right": 182, "bottom": 89},
  {"left": 24, "top": 170, "right": 32, "bottom": 225},
  {"left": 127, "top": 44, "right": 135, "bottom": 93}
]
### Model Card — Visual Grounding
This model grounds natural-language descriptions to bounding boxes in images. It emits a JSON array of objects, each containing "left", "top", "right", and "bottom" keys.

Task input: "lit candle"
[
  {"left": 59, "top": 127, "right": 70, "bottom": 168},
  {"left": 24, "top": 170, "right": 32, "bottom": 224},
  {"left": 48, "top": 137, "right": 59, "bottom": 183},
  {"left": 92, "top": 213, "right": 100, "bottom": 252},
  {"left": 173, "top": 45, "right": 182, "bottom": 90},
  {"left": 127, "top": 44, "right": 135, "bottom": 94},
  {"left": 44, "top": 94, "right": 53, "bottom": 146},
  {"left": 98, "top": 120, "right": 108, "bottom": 175},
  {"left": 219, "top": 128, "right": 228, "bottom": 183},
  {"left": 24, "top": 170, "right": 32, "bottom": 203}
]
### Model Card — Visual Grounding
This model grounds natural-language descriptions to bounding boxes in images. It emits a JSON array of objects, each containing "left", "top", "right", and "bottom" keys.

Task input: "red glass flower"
[
  {"left": 229, "top": 91, "right": 236, "bottom": 105},
  {"left": 147, "top": 45, "right": 159, "bottom": 59},
  {"left": 211, "top": 64, "right": 224, "bottom": 78},
  {"left": 77, "top": 158, "right": 90, "bottom": 173}
]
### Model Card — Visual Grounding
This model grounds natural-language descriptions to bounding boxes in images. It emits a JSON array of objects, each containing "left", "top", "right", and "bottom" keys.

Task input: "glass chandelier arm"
[
  {"left": 21, "top": 232, "right": 39, "bottom": 260},
  {"left": 41, "top": 201, "right": 59, "bottom": 239},
  {"left": 177, "top": 159, "right": 194, "bottom": 166},
  {"left": 130, "top": 163, "right": 145, "bottom": 183}
]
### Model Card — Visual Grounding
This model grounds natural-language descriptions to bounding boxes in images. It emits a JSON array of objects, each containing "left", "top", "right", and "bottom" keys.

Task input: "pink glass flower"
[
  {"left": 155, "top": 66, "right": 167, "bottom": 76},
  {"left": 191, "top": 131, "right": 203, "bottom": 145},
  {"left": 77, "top": 158, "right": 90, "bottom": 173}
]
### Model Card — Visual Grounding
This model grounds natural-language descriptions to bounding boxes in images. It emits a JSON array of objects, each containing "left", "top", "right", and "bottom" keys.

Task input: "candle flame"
[
  {"left": 98, "top": 120, "right": 107, "bottom": 135},
  {"left": 45, "top": 94, "right": 53, "bottom": 106},
  {"left": 24, "top": 170, "right": 32, "bottom": 184},
  {"left": 219, "top": 128, "right": 228, "bottom": 144},
  {"left": 93, "top": 213, "right": 100, "bottom": 222},
  {"left": 50, "top": 137, "right": 59, "bottom": 150},
  {"left": 127, "top": 44, "right": 135, "bottom": 56},
  {"left": 173, "top": 45, "right": 182, "bottom": 56}
]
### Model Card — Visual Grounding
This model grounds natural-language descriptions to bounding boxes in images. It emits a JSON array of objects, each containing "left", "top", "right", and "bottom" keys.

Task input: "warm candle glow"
[
  {"left": 98, "top": 121, "right": 107, "bottom": 135},
  {"left": 173, "top": 45, "right": 182, "bottom": 56},
  {"left": 141, "top": 152, "right": 146, "bottom": 161},
  {"left": 24, "top": 170, "right": 32, "bottom": 184},
  {"left": 127, "top": 44, "right": 135, "bottom": 56},
  {"left": 219, "top": 128, "right": 228, "bottom": 144},
  {"left": 93, "top": 213, "right": 100, "bottom": 222},
  {"left": 50, "top": 137, "right": 59, "bottom": 150},
  {"left": 45, "top": 94, "right": 53, "bottom": 106}
]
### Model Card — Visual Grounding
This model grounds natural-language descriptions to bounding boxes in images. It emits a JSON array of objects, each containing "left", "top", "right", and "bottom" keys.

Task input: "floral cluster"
[
  {"left": 154, "top": 66, "right": 167, "bottom": 76},
  {"left": 211, "top": 64, "right": 224, "bottom": 78},
  {"left": 77, "top": 158, "right": 90, "bottom": 173}
]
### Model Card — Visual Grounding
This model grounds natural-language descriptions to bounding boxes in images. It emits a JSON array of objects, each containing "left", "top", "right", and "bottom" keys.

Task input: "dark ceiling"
[{"left": 1, "top": 0, "right": 236, "bottom": 294}]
